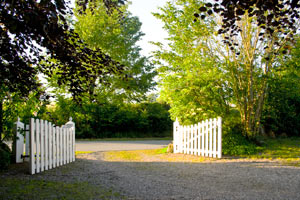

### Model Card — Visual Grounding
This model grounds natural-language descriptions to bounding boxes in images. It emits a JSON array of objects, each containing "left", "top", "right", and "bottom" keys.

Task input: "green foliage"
[
  {"left": 248, "top": 137, "right": 300, "bottom": 160},
  {"left": 1, "top": 87, "right": 49, "bottom": 142},
  {"left": 0, "top": 142, "right": 11, "bottom": 170},
  {"left": 153, "top": 0, "right": 231, "bottom": 124},
  {"left": 45, "top": 96, "right": 172, "bottom": 138},
  {"left": 222, "top": 126, "right": 258, "bottom": 156},
  {"left": 262, "top": 75, "right": 300, "bottom": 136},
  {"left": 153, "top": 0, "right": 296, "bottom": 138},
  {"left": 74, "top": 0, "right": 156, "bottom": 102},
  {"left": 262, "top": 38, "right": 300, "bottom": 136}
]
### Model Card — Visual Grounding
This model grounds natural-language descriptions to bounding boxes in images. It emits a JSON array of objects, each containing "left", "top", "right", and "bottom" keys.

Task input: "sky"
[{"left": 127, "top": 0, "right": 169, "bottom": 57}]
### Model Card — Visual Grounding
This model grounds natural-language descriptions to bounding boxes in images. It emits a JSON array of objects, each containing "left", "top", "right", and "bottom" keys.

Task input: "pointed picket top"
[
  {"left": 17, "top": 117, "right": 20, "bottom": 122},
  {"left": 69, "top": 117, "right": 72, "bottom": 122},
  {"left": 174, "top": 117, "right": 180, "bottom": 126}
]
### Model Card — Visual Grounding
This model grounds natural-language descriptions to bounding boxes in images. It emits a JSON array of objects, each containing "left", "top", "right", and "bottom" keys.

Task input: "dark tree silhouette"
[
  {"left": 0, "top": 0, "right": 126, "bottom": 99},
  {"left": 0, "top": 0, "right": 125, "bottom": 138},
  {"left": 194, "top": 0, "right": 300, "bottom": 52}
]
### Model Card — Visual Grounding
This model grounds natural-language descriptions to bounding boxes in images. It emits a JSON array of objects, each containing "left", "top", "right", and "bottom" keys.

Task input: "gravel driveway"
[
  {"left": 9, "top": 152, "right": 296, "bottom": 200},
  {"left": 3, "top": 145, "right": 300, "bottom": 199},
  {"left": 73, "top": 153, "right": 300, "bottom": 200}
]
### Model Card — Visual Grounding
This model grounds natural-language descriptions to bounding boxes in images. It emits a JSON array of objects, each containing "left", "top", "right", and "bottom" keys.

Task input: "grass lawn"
[
  {"left": 0, "top": 178, "right": 121, "bottom": 200},
  {"left": 104, "top": 147, "right": 217, "bottom": 163},
  {"left": 103, "top": 137, "right": 300, "bottom": 166},
  {"left": 239, "top": 137, "right": 300, "bottom": 166}
]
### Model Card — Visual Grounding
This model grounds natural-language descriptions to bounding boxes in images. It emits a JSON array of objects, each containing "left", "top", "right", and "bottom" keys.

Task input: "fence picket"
[
  {"left": 45, "top": 121, "right": 48, "bottom": 170},
  {"left": 218, "top": 117, "right": 222, "bottom": 158},
  {"left": 209, "top": 119, "right": 213, "bottom": 157},
  {"left": 213, "top": 118, "right": 217, "bottom": 158},
  {"left": 59, "top": 126, "right": 62, "bottom": 166},
  {"left": 67, "top": 128, "right": 70, "bottom": 163},
  {"left": 30, "top": 119, "right": 35, "bottom": 174},
  {"left": 65, "top": 126, "right": 67, "bottom": 164},
  {"left": 49, "top": 122, "right": 52, "bottom": 169},
  {"left": 40, "top": 120, "right": 45, "bottom": 172},
  {"left": 201, "top": 121, "right": 205, "bottom": 156},
  {"left": 72, "top": 127, "right": 75, "bottom": 161},
  {"left": 25, "top": 124, "right": 30, "bottom": 161},
  {"left": 191, "top": 125, "right": 194, "bottom": 155},
  {"left": 36, "top": 119, "right": 40, "bottom": 173}
]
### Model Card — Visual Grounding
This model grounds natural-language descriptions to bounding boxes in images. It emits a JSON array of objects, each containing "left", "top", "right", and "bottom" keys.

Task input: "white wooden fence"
[
  {"left": 15, "top": 117, "right": 75, "bottom": 174},
  {"left": 173, "top": 117, "right": 222, "bottom": 158}
]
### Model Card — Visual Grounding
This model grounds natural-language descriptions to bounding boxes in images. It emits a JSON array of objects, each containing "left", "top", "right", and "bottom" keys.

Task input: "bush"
[
  {"left": 0, "top": 142, "right": 11, "bottom": 170},
  {"left": 46, "top": 98, "right": 173, "bottom": 138},
  {"left": 222, "top": 125, "right": 258, "bottom": 156},
  {"left": 262, "top": 75, "right": 300, "bottom": 137}
]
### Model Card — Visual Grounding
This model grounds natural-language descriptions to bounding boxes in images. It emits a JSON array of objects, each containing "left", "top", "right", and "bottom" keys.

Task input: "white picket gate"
[
  {"left": 15, "top": 117, "right": 75, "bottom": 174},
  {"left": 173, "top": 117, "right": 222, "bottom": 158}
]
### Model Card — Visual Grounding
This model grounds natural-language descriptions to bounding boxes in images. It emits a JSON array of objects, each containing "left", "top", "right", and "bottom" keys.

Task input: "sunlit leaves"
[
  {"left": 0, "top": 0, "right": 125, "bottom": 100},
  {"left": 74, "top": 0, "right": 156, "bottom": 102}
]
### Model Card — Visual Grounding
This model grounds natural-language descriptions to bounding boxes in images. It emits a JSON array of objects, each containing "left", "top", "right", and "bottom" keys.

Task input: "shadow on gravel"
[
  {"left": 2, "top": 154, "right": 300, "bottom": 200},
  {"left": 73, "top": 152, "right": 300, "bottom": 200}
]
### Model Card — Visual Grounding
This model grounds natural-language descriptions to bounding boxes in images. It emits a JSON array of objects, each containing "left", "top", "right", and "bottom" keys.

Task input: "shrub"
[
  {"left": 46, "top": 98, "right": 173, "bottom": 138},
  {"left": 0, "top": 142, "right": 11, "bottom": 170},
  {"left": 222, "top": 125, "right": 258, "bottom": 156},
  {"left": 262, "top": 75, "right": 300, "bottom": 137}
]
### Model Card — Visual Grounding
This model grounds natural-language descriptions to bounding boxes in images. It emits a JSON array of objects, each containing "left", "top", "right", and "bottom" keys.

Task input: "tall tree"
[
  {"left": 154, "top": 0, "right": 296, "bottom": 138},
  {"left": 0, "top": 0, "right": 125, "bottom": 99},
  {"left": 74, "top": 0, "right": 156, "bottom": 102},
  {"left": 153, "top": 0, "right": 231, "bottom": 125},
  {"left": 0, "top": 0, "right": 125, "bottom": 138}
]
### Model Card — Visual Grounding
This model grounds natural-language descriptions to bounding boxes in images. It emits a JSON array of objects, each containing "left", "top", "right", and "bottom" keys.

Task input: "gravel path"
[
  {"left": 76, "top": 153, "right": 300, "bottom": 200},
  {"left": 2, "top": 152, "right": 300, "bottom": 200}
]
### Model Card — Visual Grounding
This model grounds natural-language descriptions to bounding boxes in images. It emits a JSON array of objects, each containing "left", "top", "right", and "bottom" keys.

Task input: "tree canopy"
[
  {"left": 194, "top": 0, "right": 300, "bottom": 49},
  {"left": 154, "top": 0, "right": 299, "bottom": 138},
  {"left": 74, "top": 0, "right": 156, "bottom": 102},
  {"left": 0, "top": 0, "right": 125, "bottom": 99}
]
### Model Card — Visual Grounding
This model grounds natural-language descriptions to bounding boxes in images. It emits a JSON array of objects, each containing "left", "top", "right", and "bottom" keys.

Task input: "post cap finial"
[
  {"left": 69, "top": 117, "right": 73, "bottom": 121},
  {"left": 17, "top": 117, "right": 20, "bottom": 122}
]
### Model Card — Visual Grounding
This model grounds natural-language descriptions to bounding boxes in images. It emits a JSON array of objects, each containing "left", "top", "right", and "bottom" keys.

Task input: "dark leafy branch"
[
  {"left": 0, "top": 0, "right": 125, "bottom": 100},
  {"left": 194, "top": 0, "right": 300, "bottom": 55}
]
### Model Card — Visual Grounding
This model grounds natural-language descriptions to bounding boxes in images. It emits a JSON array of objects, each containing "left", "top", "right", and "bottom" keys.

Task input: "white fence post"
[
  {"left": 14, "top": 117, "right": 24, "bottom": 163},
  {"left": 65, "top": 117, "right": 75, "bottom": 162},
  {"left": 173, "top": 117, "right": 222, "bottom": 159}
]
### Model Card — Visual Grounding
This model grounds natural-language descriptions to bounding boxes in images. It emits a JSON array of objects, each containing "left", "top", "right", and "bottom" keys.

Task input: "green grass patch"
[
  {"left": 104, "top": 148, "right": 168, "bottom": 162},
  {"left": 0, "top": 178, "right": 122, "bottom": 200},
  {"left": 233, "top": 137, "right": 300, "bottom": 166},
  {"left": 103, "top": 147, "right": 215, "bottom": 163},
  {"left": 104, "top": 137, "right": 300, "bottom": 166},
  {"left": 244, "top": 137, "right": 300, "bottom": 159},
  {"left": 75, "top": 151, "right": 94, "bottom": 155},
  {"left": 76, "top": 137, "right": 172, "bottom": 142}
]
